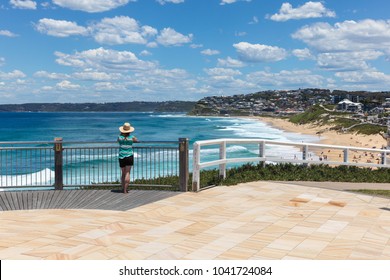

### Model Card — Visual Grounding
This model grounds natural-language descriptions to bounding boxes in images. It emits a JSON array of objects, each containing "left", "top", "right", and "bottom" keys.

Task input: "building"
[{"left": 337, "top": 99, "right": 363, "bottom": 112}]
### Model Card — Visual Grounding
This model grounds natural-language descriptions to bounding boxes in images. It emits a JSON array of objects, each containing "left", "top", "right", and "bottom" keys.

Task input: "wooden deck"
[{"left": 0, "top": 189, "right": 179, "bottom": 211}]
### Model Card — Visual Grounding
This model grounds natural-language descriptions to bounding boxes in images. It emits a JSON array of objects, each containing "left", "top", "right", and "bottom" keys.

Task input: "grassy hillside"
[{"left": 289, "top": 105, "right": 386, "bottom": 135}]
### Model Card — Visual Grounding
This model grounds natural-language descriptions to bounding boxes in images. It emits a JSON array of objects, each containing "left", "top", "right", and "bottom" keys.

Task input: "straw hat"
[{"left": 119, "top": 122, "right": 135, "bottom": 133}]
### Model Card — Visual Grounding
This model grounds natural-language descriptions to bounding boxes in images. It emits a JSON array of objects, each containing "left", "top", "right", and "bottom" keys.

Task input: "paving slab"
[{"left": 1, "top": 181, "right": 390, "bottom": 260}]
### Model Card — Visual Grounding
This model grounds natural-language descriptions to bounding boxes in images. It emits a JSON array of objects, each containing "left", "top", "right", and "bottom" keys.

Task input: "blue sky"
[{"left": 1, "top": 0, "right": 390, "bottom": 104}]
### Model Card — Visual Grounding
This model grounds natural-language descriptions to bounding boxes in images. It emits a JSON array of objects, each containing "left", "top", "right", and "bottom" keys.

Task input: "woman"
[{"left": 118, "top": 122, "right": 138, "bottom": 193}]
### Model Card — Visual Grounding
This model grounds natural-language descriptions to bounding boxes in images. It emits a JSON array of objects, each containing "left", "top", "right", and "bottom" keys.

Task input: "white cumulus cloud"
[
  {"left": 34, "top": 16, "right": 193, "bottom": 48},
  {"left": 34, "top": 71, "right": 70, "bottom": 80},
  {"left": 292, "top": 19, "right": 390, "bottom": 54},
  {"left": 217, "top": 57, "right": 246, "bottom": 68},
  {"left": 73, "top": 71, "right": 121, "bottom": 81},
  {"left": 247, "top": 69, "right": 324, "bottom": 88},
  {"left": 317, "top": 51, "right": 383, "bottom": 71},
  {"left": 55, "top": 47, "right": 157, "bottom": 71},
  {"left": 233, "top": 42, "right": 287, "bottom": 62},
  {"left": 0, "top": 70, "right": 26, "bottom": 79},
  {"left": 10, "top": 0, "right": 37, "bottom": 9},
  {"left": 0, "top": 30, "right": 18, "bottom": 37},
  {"left": 269, "top": 1, "right": 335, "bottom": 21},
  {"left": 292, "top": 48, "right": 314, "bottom": 60},
  {"left": 204, "top": 68, "right": 242, "bottom": 77},
  {"left": 217, "top": 56, "right": 246, "bottom": 68},
  {"left": 56, "top": 80, "right": 81, "bottom": 90},
  {"left": 94, "top": 82, "right": 126, "bottom": 92},
  {"left": 201, "top": 49, "right": 220, "bottom": 56},
  {"left": 335, "top": 70, "right": 390, "bottom": 86},
  {"left": 52, "top": 0, "right": 134, "bottom": 13},
  {"left": 220, "top": 0, "right": 251, "bottom": 5},
  {"left": 157, "top": 0, "right": 184, "bottom": 4},
  {"left": 156, "top": 28, "right": 193, "bottom": 46},
  {"left": 35, "top": 18, "right": 89, "bottom": 37},
  {"left": 91, "top": 16, "right": 157, "bottom": 45}
]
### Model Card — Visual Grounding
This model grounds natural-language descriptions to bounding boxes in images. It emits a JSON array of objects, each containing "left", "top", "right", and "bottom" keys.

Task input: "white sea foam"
[
  {"left": 151, "top": 114, "right": 187, "bottom": 118},
  {"left": 190, "top": 145, "right": 249, "bottom": 156},
  {"left": 0, "top": 168, "right": 54, "bottom": 187},
  {"left": 219, "top": 118, "right": 318, "bottom": 143}
]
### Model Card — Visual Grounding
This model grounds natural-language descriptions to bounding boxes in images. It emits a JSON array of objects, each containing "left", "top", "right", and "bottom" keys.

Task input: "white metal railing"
[{"left": 191, "top": 138, "right": 390, "bottom": 192}]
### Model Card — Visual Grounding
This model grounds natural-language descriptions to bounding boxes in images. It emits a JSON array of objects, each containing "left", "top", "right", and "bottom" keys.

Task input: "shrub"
[{"left": 199, "top": 163, "right": 390, "bottom": 187}]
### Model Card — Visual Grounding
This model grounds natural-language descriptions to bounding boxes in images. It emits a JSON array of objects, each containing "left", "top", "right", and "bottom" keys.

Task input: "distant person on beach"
[{"left": 118, "top": 122, "right": 138, "bottom": 194}]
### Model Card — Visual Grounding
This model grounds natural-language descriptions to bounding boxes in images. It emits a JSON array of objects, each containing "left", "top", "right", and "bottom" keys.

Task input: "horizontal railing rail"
[
  {"left": 191, "top": 138, "right": 390, "bottom": 192},
  {"left": 0, "top": 138, "right": 189, "bottom": 192}
]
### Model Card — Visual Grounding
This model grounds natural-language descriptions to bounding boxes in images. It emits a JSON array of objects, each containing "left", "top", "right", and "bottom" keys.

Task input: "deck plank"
[
  {"left": 40, "top": 191, "right": 49, "bottom": 209},
  {"left": 55, "top": 190, "right": 75, "bottom": 209},
  {"left": 0, "top": 194, "right": 9, "bottom": 210},
  {"left": 10, "top": 192, "right": 18, "bottom": 210},
  {"left": 42, "top": 191, "right": 52, "bottom": 209},
  {"left": 0, "top": 189, "right": 179, "bottom": 211},
  {"left": 5, "top": 192, "right": 16, "bottom": 210},
  {"left": 81, "top": 190, "right": 108, "bottom": 209},
  {"left": 20, "top": 192, "right": 28, "bottom": 210},
  {"left": 32, "top": 191, "right": 38, "bottom": 209},
  {"left": 48, "top": 190, "right": 64, "bottom": 209},
  {"left": 26, "top": 191, "right": 33, "bottom": 210},
  {"left": 66, "top": 190, "right": 88, "bottom": 209}
]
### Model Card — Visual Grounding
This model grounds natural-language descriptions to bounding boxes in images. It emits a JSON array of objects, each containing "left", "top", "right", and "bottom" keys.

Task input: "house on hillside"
[
  {"left": 383, "top": 98, "right": 390, "bottom": 109},
  {"left": 337, "top": 99, "right": 363, "bottom": 112}
]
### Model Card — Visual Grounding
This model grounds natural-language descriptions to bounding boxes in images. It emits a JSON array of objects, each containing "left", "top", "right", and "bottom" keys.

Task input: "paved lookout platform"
[{"left": 1, "top": 181, "right": 390, "bottom": 260}]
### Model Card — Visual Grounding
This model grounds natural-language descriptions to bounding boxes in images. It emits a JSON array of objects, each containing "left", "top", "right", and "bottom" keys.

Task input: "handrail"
[
  {"left": 0, "top": 140, "right": 179, "bottom": 145},
  {"left": 191, "top": 138, "right": 390, "bottom": 192},
  {"left": 1, "top": 138, "right": 189, "bottom": 191}
]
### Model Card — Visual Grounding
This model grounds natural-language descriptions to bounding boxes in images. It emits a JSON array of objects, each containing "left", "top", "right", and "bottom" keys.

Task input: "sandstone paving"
[{"left": 1, "top": 181, "right": 390, "bottom": 260}]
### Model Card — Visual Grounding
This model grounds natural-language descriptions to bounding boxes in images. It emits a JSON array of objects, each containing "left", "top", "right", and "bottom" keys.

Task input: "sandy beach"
[{"left": 254, "top": 116, "right": 388, "bottom": 164}]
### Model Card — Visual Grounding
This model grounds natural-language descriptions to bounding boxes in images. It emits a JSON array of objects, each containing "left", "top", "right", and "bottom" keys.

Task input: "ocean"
[{"left": 0, "top": 112, "right": 318, "bottom": 187}]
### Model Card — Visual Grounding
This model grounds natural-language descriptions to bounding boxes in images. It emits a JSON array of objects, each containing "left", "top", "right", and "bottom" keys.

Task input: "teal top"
[{"left": 118, "top": 135, "right": 136, "bottom": 159}]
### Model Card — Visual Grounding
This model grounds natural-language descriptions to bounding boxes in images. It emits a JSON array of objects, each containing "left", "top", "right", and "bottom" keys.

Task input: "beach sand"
[{"left": 254, "top": 116, "right": 388, "bottom": 164}]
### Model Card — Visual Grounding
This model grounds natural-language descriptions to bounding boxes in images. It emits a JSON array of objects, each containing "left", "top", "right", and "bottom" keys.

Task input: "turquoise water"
[
  {"left": 0, "top": 112, "right": 318, "bottom": 187},
  {"left": 0, "top": 112, "right": 316, "bottom": 143}
]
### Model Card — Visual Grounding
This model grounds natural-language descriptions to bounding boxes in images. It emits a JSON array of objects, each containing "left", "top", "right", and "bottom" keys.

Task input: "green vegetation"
[
  {"left": 351, "top": 189, "right": 390, "bottom": 198},
  {"left": 289, "top": 105, "right": 386, "bottom": 135},
  {"left": 332, "top": 117, "right": 359, "bottom": 128},
  {"left": 348, "top": 124, "right": 385, "bottom": 135},
  {"left": 289, "top": 105, "right": 329, "bottom": 125},
  {"left": 84, "top": 163, "right": 390, "bottom": 192},
  {"left": 205, "top": 163, "right": 390, "bottom": 187}
]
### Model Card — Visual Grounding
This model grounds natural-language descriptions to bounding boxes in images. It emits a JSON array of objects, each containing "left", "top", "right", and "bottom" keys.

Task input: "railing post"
[
  {"left": 179, "top": 138, "right": 189, "bottom": 192},
  {"left": 259, "top": 141, "right": 266, "bottom": 167},
  {"left": 302, "top": 145, "right": 308, "bottom": 166},
  {"left": 344, "top": 148, "right": 349, "bottom": 163},
  {"left": 192, "top": 142, "right": 200, "bottom": 192},
  {"left": 219, "top": 141, "right": 226, "bottom": 179},
  {"left": 54, "top": 137, "right": 63, "bottom": 190},
  {"left": 381, "top": 151, "right": 387, "bottom": 165}
]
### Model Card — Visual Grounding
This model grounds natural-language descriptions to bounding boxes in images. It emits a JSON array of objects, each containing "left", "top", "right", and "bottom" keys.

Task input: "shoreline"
[{"left": 246, "top": 115, "right": 388, "bottom": 164}]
